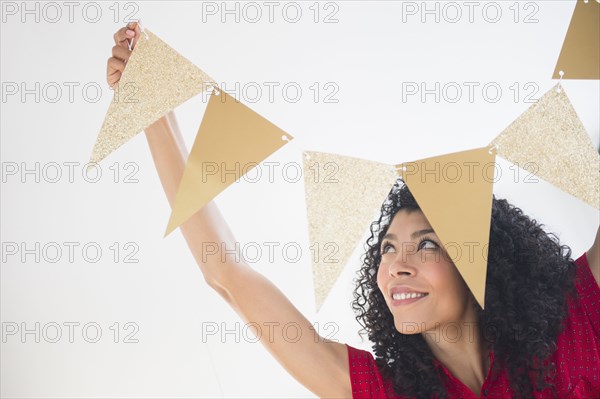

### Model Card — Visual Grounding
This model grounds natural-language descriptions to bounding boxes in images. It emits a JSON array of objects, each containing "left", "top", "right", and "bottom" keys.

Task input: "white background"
[{"left": 1, "top": 1, "right": 599, "bottom": 397}]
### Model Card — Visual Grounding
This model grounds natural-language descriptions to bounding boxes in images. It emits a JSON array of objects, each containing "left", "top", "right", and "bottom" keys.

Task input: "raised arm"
[{"left": 108, "top": 23, "right": 352, "bottom": 398}]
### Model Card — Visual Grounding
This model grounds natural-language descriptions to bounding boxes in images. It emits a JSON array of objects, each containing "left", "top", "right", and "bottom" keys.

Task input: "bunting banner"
[
  {"left": 165, "top": 90, "right": 293, "bottom": 236},
  {"left": 90, "top": 29, "right": 215, "bottom": 163},
  {"left": 397, "top": 146, "right": 496, "bottom": 309},
  {"left": 88, "top": 24, "right": 599, "bottom": 313},
  {"left": 303, "top": 151, "right": 398, "bottom": 310},
  {"left": 552, "top": 0, "right": 600, "bottom": 80},
  {"left": 489, "top": 84, "right": 600, "bottom": 210}
]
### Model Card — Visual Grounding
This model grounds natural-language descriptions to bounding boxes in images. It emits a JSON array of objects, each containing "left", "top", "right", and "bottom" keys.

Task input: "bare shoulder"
[{"left": 586, "top": 226, "right": 600, "bottom": 287}]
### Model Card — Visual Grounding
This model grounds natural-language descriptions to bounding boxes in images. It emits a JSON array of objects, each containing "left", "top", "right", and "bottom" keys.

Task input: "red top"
[{"left": 347, "top": 252, "right": 600, "bottom": 398}]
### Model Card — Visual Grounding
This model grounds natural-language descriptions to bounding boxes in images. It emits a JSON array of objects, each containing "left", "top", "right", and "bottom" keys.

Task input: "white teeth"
[{"left": 392, "top": 292, "right": 427, "bottom": 301}]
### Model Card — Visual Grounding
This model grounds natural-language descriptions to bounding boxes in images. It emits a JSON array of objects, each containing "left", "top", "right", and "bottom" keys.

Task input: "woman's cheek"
[
  {"left": 376, "top": 262, "right": 390, "bottom": 297},
  {"left": 375, "top": 264, "right": 385, "bottom": 291}
]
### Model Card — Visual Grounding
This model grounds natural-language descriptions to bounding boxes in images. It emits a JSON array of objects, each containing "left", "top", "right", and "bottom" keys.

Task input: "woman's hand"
[{"left": 107, "top": 22, "right": 141, "bottom": 88}]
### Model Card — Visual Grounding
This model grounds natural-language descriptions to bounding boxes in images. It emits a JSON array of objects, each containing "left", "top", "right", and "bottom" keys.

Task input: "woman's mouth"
[{"left": 391, "top": 292, "right": 429, "bottom": 306}]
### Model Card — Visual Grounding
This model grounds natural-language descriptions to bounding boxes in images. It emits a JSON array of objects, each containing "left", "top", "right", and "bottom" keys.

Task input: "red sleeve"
[
  {"left": 346, "top": 344, "right": 397, "bottom": 399},
  {"left": 573, "top": 252, "right": 600, "bottom": 337}
]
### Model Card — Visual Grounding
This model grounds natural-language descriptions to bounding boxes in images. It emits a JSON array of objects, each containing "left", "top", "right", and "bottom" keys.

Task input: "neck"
[{"left": 422, "top": 318, "right": 490, "bottom": 394}]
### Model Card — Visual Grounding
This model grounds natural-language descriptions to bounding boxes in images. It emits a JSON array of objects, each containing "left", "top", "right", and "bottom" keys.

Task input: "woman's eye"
[
  {"left": 418, "top": 239, "right": 438, "bottom": 250},
  {"left": 381, "top": 242, "right": 395, "bottom": 254}
]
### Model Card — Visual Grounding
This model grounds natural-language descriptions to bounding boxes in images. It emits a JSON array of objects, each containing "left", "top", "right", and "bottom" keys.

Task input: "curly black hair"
[{"left": 352, "top": 178, "right": 578, "bottom": 399}]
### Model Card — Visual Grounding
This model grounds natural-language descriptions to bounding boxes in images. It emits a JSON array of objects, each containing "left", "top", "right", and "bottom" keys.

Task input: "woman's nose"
[{"left": 388, "top": 256, "right": 417, "bottom": 277}]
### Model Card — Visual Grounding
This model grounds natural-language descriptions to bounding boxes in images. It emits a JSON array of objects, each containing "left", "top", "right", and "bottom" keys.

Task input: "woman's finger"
[
  {"left": 113, "top": 27, "right": 130, "bottom": 47},
  {"left": 112, "top": 45, "right": 131, "bottom": 63},
  {"left": 107, "top": 70, "right": 122, "bottom": 88},
  {"left": 113, "top": 23, "right": 137, "bottom": 49},
  {"left": 107, "top": 57, "right": 125, "bottom": 87},
  {"left": 126, "top": 21, "right": 142, "bottom": 50}
]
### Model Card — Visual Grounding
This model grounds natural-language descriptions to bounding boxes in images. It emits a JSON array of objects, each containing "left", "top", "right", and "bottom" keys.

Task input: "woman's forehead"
[{"left": 389, "top": 209, "right": 433, "bottom": 232}]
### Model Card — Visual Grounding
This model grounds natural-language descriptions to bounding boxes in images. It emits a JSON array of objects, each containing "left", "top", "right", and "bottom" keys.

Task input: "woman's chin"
[{"left": 393, "top": 319, "right": 426, "bottom": 335}]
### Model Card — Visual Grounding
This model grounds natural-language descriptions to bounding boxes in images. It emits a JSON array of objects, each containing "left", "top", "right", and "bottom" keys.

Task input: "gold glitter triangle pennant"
[
  {"left": 304, "top": 151, "right": 398, "bottom": 311},
  {"left": 165, "top": 91, "right": 293, "bottom": 236},
  {"left": 90, "top": 29, "right": 215, "bottom": 163},
  {"left": 397, "top": 147, "right": 496, "bottom": 309},
  {"left": 552, "top": 0, "right": 600, "bottom": 80},
  {"left": 490, "top": 84, "right": 600, "bottom": 209}
]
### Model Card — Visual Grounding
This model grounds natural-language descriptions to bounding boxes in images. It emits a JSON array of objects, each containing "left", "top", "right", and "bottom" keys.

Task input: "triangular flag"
[
  {"left": 490, "top": 84, "right": 600, "bottom": 209},
  {"left": 397, "top": 147, "right": 496, "bottom": 309},
  {"left": 91, "top": 29, "right": 215, "bottom": 163},
  {"left": 165, "top": 91, "right": 292, "bottom": 235},
  {"left": 303, "top": 151, "right": 398, "bottom": 311},
  {"left": 552, "top": 0, "right": 600, "bottom": 79}
]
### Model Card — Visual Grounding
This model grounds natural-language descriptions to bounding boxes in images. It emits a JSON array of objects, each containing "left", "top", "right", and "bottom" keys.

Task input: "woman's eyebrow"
[
  {"left": 411, "top": 229, "right": 434, "bottom": 239},
  {"left": 382, "top": 229, "right": 435, "bottom": 242},
  {"left": 382, "top": 233, "right": 396, "bottom": 242}
]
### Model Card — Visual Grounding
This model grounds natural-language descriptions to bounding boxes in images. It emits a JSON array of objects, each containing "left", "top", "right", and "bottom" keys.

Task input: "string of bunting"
[{"left": 91, "top": 1, "right": 599, "bottom": 311}]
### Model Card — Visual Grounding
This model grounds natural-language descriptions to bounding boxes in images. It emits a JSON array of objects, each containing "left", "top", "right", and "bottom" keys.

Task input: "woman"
[
  {"left": 107, "top": 23, "right": 600, "bottom": 398},
  {"left": 352, "top": 182, "right": 599, "bottom": 398}
]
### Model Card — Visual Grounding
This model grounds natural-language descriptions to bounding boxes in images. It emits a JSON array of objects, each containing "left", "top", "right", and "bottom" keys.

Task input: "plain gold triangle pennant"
[
  {"left": 490, "top": 84, "right": 600, "bottom": 209},
  {"left": 397, "top": 147, "right": 496, "bottom": 309},
  {"left": 91, "top": 29, "right": 215, "bottom": 164},
  {"left": 303, "top": 151, "right": 398, "bottom": 311},
  {"left": 553, "top": 0, "right": 600, "bottom": 80},
  {"left": 165, "top": 91, "right": 293, "bottom": 235}
]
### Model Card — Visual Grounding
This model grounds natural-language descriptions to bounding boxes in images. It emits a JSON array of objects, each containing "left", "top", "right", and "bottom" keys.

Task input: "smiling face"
[{"left": 376, "top": 209, "right": 477, "bottom": 335}]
